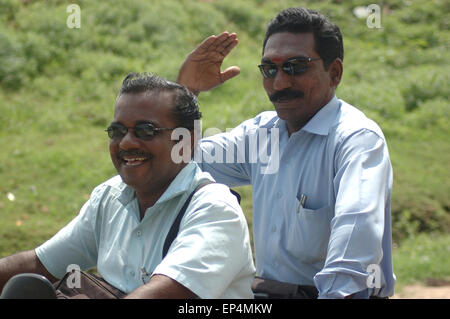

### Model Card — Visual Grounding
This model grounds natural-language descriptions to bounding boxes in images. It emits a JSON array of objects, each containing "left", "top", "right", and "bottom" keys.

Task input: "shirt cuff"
[{"left": 314, "top": 271, "right": 369, "bottom": 299}]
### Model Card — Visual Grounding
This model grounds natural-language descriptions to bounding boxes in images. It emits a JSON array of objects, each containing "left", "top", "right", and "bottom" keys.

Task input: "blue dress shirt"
[{"left": 196, "top": 96, "right": 395, "bottom": 298}]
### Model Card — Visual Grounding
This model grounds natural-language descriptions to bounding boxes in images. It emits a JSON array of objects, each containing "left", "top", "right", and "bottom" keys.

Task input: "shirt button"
[
  {"left": 130, "top": 270, "right": 135, "bottom": 277},
  {"left": 271, "top": 225, "right": 277, "bottom": 233},
  {"left": 276, "top": 192, "right": 282, "bottom": 199},
  {"left": 136, "top": 230, "right": 142, "bottom": 237}
]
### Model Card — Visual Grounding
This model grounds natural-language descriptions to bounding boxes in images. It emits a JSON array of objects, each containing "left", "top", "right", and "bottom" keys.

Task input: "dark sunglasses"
[
  {"left": 105, "top": 123, "right": 174, "bottom": 140},
  {"left": 258, "top": 56, "right": 321, "bottom": 79}
]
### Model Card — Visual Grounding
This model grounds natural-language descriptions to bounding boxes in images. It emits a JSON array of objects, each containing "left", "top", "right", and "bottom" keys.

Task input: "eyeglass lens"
[
  {"left": 106, "top": 124, "right": 156, "bottom": 140},
  {"left": 259, "top": 57, "right": 311, "bottom": 78}
]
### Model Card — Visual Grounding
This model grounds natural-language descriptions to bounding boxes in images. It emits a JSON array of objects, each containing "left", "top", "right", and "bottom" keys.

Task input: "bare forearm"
[
  {"left": 125, "top": 274, "right": 196, "bottom": 299},
  {"left": 0, "top": 250, "right": 57, "bottom": 291}
]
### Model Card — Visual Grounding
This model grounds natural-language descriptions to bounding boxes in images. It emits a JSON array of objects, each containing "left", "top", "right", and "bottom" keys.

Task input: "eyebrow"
[
  {"left": 136, "top": 120, "right": 157, "bottom": 126},
  {"left": 110, "top": 120, "right": 160, "bottom": 127},
  {"left": 261, "top": 57, "right": 274, "bottom": 64},
  {"left": 261, "top": 55, "right": 308, "bottom": 64}
]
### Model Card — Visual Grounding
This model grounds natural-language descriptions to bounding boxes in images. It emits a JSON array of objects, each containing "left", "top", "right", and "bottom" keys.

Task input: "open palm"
[{"left": 177, "top": 32, "right": 240, "bottom": 95}]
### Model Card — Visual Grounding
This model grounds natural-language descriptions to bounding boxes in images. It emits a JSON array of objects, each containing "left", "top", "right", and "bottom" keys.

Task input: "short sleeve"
[
  {"left": 35, "top": 186, "right": 103, "bottom": 279},
  {"left": 152, "top": 184, "right": 255, "bottom": 298}
]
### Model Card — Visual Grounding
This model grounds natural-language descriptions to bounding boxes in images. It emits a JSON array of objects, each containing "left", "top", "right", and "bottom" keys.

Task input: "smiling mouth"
[
  {"left": 117, "top": 150, "right": 152, "bottom": 167},
  {"left": 122, "top": 157, "right": 149, "bottom": 166}
]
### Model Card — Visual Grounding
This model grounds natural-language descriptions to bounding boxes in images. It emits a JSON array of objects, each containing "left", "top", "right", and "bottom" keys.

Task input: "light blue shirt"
[
  {"left": 35, "top": 162, "right": 255, "bottom": 298},
  {"left": 196, "top": 96, "right": 395, "bottom": 298}
]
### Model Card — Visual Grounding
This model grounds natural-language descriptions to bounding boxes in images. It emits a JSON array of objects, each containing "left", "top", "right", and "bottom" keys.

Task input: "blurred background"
[{"left": 0, "top": 0, "right": 448, "bottom": 297}]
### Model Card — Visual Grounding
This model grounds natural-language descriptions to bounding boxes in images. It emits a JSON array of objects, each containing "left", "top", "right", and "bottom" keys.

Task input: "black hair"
[
  {"left": 119, "top": 72, "right": 202, "bottom": 130},
  {"left": 262, "top": 7, "right": 344, "bottom": 70}
]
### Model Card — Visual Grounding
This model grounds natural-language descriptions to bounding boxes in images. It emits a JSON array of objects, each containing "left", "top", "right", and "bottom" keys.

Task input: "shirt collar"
[
  {"left": 272, "top": 96, "right": 340, "bottom": 136},
  {"left": 156, "top": 161, "right": 197, "bottom": 203},
  {"left": 301, "top": 95, "right": 340, "bottom": 136},
  {"left": 116, "top": 161, "right": 198, "bottom": 206}
]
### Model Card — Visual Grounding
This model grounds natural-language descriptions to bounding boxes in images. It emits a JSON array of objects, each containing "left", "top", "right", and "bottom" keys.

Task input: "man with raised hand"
[{"left": 178, "top": 7, "right": 395, "bottom": 299}]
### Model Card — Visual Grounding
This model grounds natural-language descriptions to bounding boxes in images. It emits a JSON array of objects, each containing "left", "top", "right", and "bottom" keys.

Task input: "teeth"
[
  {"left": 123, "top": 157, "right": 148, "bottom": 166},
  {"left": 126, "top": 161, "right": 142, "bottom": 166}
]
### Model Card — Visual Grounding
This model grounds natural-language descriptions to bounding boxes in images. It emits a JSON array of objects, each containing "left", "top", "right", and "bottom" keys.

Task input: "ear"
[{"left": 328, "top": 58, "right": 343, "bottom": 88}]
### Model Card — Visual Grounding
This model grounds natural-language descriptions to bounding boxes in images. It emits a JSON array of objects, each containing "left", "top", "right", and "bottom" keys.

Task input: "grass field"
[{"left": 0, "top": 0, "right": 449, "bottom": 289}]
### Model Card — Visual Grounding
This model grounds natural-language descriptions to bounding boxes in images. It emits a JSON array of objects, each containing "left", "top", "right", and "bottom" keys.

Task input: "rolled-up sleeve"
[{"left": 314, "top": 129, "right": 392, "bottom": 298}]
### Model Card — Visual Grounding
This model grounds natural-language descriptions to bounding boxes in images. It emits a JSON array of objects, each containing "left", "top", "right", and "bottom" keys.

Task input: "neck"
[
  {"left": 135, "top": 162, "right": 188, "bottom": 219},
  {"left": 286, "top": 118, "right": 310, "bottom": 136},
  {"left": 286, "top": 94, "right": 335, "bottom": 136},
  {"left": 137, "top": 191, "right": 164, "bottom": 220}
]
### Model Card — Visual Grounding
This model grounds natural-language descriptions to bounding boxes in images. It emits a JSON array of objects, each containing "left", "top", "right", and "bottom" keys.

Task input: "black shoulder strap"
[
  {"left": 162, "top": 183, "right": 241, "bottom": 259},
  {"left": 229, "top": 189, "right": 241, "bottom": 204},
  {"left": 162, "top": 181, "right": 213, "bottom": 259}
]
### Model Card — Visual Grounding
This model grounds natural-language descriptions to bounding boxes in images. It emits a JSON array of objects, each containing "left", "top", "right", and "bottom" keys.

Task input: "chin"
[
  {"left": 274, "top": 106, "right": 296, "bottom": 120},
  {"left": 117, "top": 168, "right": 148, "bottom": 188}
]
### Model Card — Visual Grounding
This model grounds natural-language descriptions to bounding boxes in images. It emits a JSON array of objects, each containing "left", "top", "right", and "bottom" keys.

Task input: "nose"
[
  {"left": 272, "top": 69, "right": 294, "bottom": 91},
  {"left": 118, "top": 130, "right": 140, "bottom": 150}
]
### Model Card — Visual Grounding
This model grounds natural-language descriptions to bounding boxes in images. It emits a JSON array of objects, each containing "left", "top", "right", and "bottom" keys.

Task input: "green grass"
[
  {"left": 393, "top": 233, "right": 450, "bottom": 289},
  {"left": 0, "top": 0, "right": 449, "bottom": 287},
  {"left": 0, "top": 128, "right": 115, "bottom": 256}
]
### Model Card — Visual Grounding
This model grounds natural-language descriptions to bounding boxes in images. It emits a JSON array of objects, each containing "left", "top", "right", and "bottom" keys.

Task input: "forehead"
[
  {"left": 262, "top": 32, "right": 316, "bottom": 62},
  {"left": 113, "top": 91, "right": 175, "bottom": 126}
]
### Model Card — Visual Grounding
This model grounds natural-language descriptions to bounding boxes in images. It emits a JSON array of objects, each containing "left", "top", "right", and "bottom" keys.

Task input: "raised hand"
[{"left": 177, "top": 32, "right": 240, "bottom": 95}]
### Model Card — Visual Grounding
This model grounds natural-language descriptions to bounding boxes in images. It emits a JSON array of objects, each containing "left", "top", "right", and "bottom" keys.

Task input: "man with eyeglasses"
[
  {"left": 177, "top": 7, "right": 395, "bottom": 299},
  {"left": 0, "top": 73, "right": 255, "bottom": 299}
]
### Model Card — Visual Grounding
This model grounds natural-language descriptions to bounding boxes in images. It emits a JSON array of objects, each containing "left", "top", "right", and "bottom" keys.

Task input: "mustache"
[
  {"left": 269, "top": 89, "right": 304, "bottom": 102},
  {"left": 117, "top": 150, "right": 152, "bottom": 160}
]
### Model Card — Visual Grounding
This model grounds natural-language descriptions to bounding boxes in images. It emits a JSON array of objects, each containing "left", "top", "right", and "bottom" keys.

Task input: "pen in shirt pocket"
[{"left": 297, "top": 194, "right": 307, "bottom": 213}]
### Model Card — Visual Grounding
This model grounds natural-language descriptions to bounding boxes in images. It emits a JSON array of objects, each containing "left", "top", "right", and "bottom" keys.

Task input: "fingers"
[
  {"left": 193, "top": 34, "right": 219, "bottom": 55},
  {"left": 220, "top": 66, "right": 241, "bottom": 83},
  {"left": 218, "top": 33, "right": 238, "bottom": 58},
  {"left": 212, "top": 32, "right": 238, "bottom": 57},
  {"left": 194, "top": 32, "right": 238, "bottom": 57}
]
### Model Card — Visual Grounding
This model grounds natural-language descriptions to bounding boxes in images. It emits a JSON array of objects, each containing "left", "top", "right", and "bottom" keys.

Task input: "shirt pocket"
[{"left": 286, "top": 204, "right": 332, "bottom": 264}]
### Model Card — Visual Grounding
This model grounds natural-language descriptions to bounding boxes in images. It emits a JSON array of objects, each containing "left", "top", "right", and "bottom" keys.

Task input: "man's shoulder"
[
  {"left": 184, "top": 181, "right": 247, "bottom": 233},
  {"left": 190, "top": 169, "right": 243, "bottom": 213},
  {"left": 194, "top": 182, "right": 238, "bottom": 203},
  {"left": 239, "top": 111, "right": 278, "bottom": 129},
  {"left": 333, "top": 99, "right": 386, "bottom": 140},
  {"left": 192, "top": 168, "right": 237, "bottom": 201}
]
